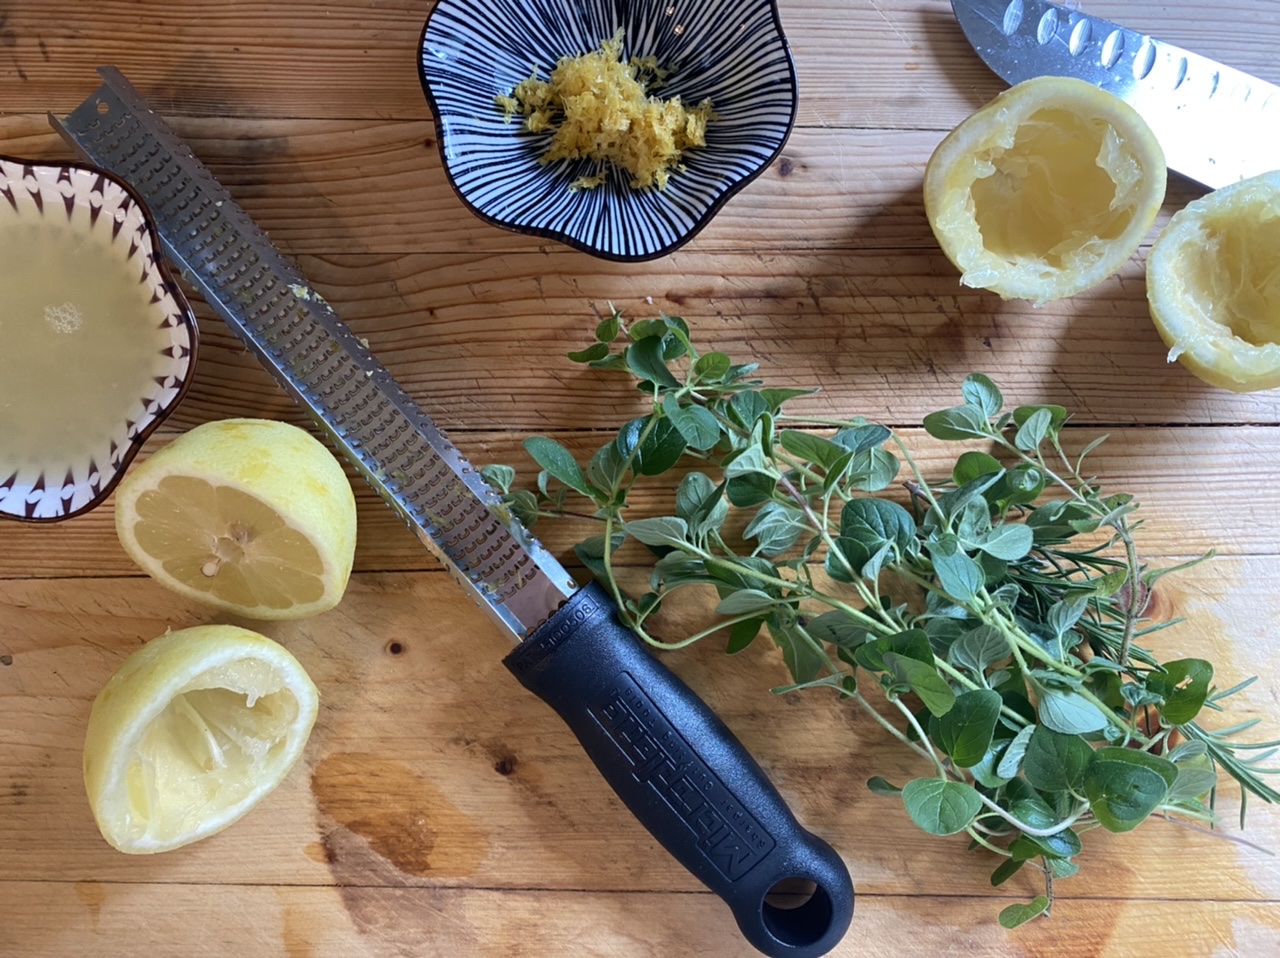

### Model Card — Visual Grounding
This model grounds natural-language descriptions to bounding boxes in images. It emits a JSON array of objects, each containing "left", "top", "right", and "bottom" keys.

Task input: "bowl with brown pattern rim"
[{"left": 0, "top": 155, "right": 198, "bottom": 522}]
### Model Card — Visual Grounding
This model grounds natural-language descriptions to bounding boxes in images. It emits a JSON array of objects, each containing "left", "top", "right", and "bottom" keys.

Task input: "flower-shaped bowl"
[
  {"left": 418, "top": 0, "right": 798, "bottom": 261},
  {"left": 0, "top": 155, "right": 197, "bottom": 522}
]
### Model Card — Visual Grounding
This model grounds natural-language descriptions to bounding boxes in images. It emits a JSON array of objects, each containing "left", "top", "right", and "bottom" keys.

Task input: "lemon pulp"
[
  {"left": 1147, "top": 171, "right": 1280, "bottom": 391},
  {"left": 132, "top": 476, "right": 327, "bottom": 612},
  {"left": 84, "top": 625, "right": 319, "bottom": 854},
  {"left": 122, "top": 664, "right": 299, "bottom": 842},
  {"left": 114, "top": 419, "right": 357, "bottom": 620},
  {"left": 969, "top": 109, "right": 1138, "bottom": 269},
  {"left": 924, "top": 76, "right": 1166, "bottom": 304}
]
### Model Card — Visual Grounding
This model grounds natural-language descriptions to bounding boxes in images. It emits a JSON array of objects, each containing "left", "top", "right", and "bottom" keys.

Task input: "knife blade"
[
  {"left": 51, "top": 67, "right": 853, "bottom": 958},
  {"left": 951, "top": 0, "right": 1280, "bottom": 189}
]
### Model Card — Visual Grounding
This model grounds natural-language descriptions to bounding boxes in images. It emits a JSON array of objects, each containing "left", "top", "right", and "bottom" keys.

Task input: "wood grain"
[
  {"left": 3, "top": 0, "right": 1279, "bottom": 954},
  {"left": 3, "top": 248, "right": 1267, "bottom": 437},
  {"left": 0, "top": 426, "right": 1275, "bottom": 580},
  {"left": 0, "top": 116, "right": 1210, "bottom": 256},
  {"left": 2, "top": 565, "right": 1278, "bottom": 901},
  {"left": 0, "top": 1, "right": 1275, "bottom": 126},
  {"left": 3, "top": 883, "right": 1279, "bottom": 958}
]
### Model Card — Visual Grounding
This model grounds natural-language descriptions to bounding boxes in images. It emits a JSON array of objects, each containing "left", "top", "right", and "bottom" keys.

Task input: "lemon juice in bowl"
[
  {"left": 0, "top": 158, "right": 195, "bottom": 521},
  {"left": 0, "top": 220, "right": 170, "bottom": 458}
]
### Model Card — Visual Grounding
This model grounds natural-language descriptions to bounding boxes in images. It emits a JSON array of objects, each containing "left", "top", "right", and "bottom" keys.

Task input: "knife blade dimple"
[{"left": 952, "top": 0, "right": 1280, "bottom": 189}]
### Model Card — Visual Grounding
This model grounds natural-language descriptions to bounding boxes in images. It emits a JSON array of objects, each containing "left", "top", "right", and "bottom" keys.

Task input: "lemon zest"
[{"left": 496, "top": 30, "right": 714, "bottom": 190}]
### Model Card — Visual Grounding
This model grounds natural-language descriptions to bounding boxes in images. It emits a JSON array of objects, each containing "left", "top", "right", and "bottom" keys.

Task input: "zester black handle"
[{"left": 504, "top": 583, "right": 854, "bottom": 958}]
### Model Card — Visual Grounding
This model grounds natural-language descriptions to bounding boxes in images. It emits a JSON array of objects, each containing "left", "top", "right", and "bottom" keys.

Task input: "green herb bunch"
[{"left": 485, "top": 310, "right": 1279, "bottom": 927}]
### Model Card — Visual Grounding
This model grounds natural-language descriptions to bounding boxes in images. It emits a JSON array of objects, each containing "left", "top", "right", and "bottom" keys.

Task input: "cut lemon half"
[
  {"left": 84, "top": 624, "right": 319, "bottom": 854},
  {"left": 115, "top": 419, "right": 357, "bottom": 620},
  {"left": 1147, "top": 171, "right": 1280, "bottom": 392},
  {"left": 924, "top": 76, "right": 1167, "bottom": 304}
]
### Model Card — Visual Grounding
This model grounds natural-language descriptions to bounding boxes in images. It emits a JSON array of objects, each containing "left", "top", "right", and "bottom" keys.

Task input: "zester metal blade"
[
  {"left": 51, "top": 67, "right": 576, "bottom": 640},
  {"left": 952, "top": 0, "right": 1280, "bottom": 188}
]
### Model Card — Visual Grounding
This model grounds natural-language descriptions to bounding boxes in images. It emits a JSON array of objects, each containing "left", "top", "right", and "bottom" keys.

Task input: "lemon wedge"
[
  {"left": 1147, "top": 171, "right": 1280, "bottom": 392},
  {"left": 924, "top": 76, "right": 1166, "bottom": 304},
  {"left": 114, "top": 419, "right": 357, "bottom": 620},
  {"left": 83, "top": 624, "right": 319, "bottom": 854}
]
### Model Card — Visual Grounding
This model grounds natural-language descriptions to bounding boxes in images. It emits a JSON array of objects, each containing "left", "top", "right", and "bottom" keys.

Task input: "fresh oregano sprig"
[{"left": 485, "top": 310, "right": 1280, "bottom": 928}]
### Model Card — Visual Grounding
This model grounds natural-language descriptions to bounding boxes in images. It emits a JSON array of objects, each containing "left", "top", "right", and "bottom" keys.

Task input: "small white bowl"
[{"left": 0, "top": 156, "right": 197, "bottom": 522}]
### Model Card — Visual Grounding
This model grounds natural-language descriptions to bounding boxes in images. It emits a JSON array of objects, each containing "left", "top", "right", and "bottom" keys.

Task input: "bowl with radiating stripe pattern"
[{"left": 418, "top": 0, "right": 798, "bottom": 262}]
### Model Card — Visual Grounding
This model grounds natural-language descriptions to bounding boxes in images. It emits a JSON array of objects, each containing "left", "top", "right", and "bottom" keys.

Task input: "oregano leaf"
[
  {"left": 930, "top": 689, "right": 1002, "bottom": 767},
  {"left": 625, "top": 517, "right": 689, "bottom": 549},
  {"left": 996, "top": 723, "right": 1035, "bottom": 779},
  {"left": 867, "top": 776, "right": 902, "bottom": 797},
  {"left": 1022, "top": 727, "right": 1093, "bottom": 793},
  {"left": 883, "top": 652, "right": 956, "bottom": 717},
  {"left": 1037, "top": 688, "right": 1109, "bottom": 734},
  {"left": 716, "top": 589, "right": 778, "bottom": 615},
  {"left": 1148, "top": 658, "right": 1214, "bottom": 725},
  {"left": 923, "top": 404, "right": 990, "bottom": 441},
  {"left": 625, "top": 335, "right": 681, "bottom": 387},
  {"left": 930, "top": 536, "right": 984, "bottom": 603},
  {"left": 1014, "top": 407, "right": 1053, "bottom": 452},
  {"left": 998, "top": 896, "right": 1049, "bottom": 929},
  {"left": 524, "top": 437, "right": 592, "bottom": 497},
  {"left": 961, "top": 373, "right": 1003, "bottom": 418},
  {"left": 901, "top": 779, "right": 983, "bottom": 835},
  {"left": 1084, "top": 748, "right": 1176, "bottom": 832},
  {"left": 663, "top": 394, "right": 721, "bottom": 450}
]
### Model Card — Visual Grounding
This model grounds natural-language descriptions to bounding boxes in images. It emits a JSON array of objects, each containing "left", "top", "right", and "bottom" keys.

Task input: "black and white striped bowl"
[{"left": 418, "top": 0, "right": 798, "bottom": 262}]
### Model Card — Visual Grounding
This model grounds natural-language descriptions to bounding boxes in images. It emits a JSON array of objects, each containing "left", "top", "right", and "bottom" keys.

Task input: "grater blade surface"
[{"left": 51, "top": 67, "right": 577, "bottom": 640}]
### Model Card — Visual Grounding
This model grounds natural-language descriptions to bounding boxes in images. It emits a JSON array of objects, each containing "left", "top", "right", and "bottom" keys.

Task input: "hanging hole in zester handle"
[{"left": 762, "top": 877, "right": 835, "bottom": 948}]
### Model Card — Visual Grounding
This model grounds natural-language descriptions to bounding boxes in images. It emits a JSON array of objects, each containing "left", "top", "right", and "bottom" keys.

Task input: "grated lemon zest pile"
[{"left": 496, "top": 30, "right": 714, "bottom": 191}]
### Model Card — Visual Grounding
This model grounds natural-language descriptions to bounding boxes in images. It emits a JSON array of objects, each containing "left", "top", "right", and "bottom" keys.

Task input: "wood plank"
[
  {"left": 4, "top": 0, "right": 1279, "bottom": 954},
  {"left": 0, "top": 116, "right": 1210, "bottom": 257},
  {"left": 2, "top": 882, "right": 1278, "bottom": 958},
  {"left": 1, "top": 425, "right": 1276, "bottom": 580},
  {"left": 0, "top": 1, "right": 1274, "bottom": 128},
  {"left": 3, "top": 564, "right": 1278, "bottom": 901},
  {"left": 111, "top": 249, "right": 1280, "bottom": 431}
]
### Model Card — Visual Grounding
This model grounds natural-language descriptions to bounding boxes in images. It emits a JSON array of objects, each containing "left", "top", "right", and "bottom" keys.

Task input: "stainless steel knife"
[
  {"left": 951, "top": 0, "right": 1280, "bottom": 188},
  {"left": 51, "top": 67, "right": 853, "bottom": 958}
]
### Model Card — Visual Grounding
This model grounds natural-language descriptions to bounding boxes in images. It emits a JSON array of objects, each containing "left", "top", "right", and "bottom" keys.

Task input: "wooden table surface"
[{"left": 3, "top": 1, "right": 1280, "bottom": 955}]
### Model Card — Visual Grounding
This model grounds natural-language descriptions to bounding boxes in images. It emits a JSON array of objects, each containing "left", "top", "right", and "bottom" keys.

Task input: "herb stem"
[
  {"left": 891, "top": 696, "right": 949, "bottom": 778},
  {"left": 934, "top": 658, "right": 1032, "bottom": 728},
  {"left": 534, "top": 509, "right": 605, "bottom": 523},
  {"left": 975, "top": 792, "right": 1087, "bottom": 838},
  {"left": 847, "top": 684, "right": 941, "bottom": 768},
  {"left": 600, "top": 514, "right": 632, "bottom": 628},
  {"left": 995, "top": 434, "right": 1146, "bottom": 669},
  {"left": 645, "top": 610, "right": 770, "bottom": 651},
  {"left": 966, "top": 828, "right": 1014, "bottom": 858},
  {"left": 1116, "top": 520, "right": 1142, "bottom": 668},
  {"left": 774, "top": 472, "right": 899, "bottom": 631},
  {"left": 893, "top": 435, "right": 942, "bottom": 512}
]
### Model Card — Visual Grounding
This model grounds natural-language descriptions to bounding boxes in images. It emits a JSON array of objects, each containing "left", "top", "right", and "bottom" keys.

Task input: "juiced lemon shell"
[
  {"left": 1147, "top": 171, "right": 1280, "bottom": 392},
  {"left": 113, "top": 418, "right": 357, "bottom": 620},
  {"left": 83, "top": 624, "right": 319, "bottom": 854},
  {"left": 924, "top": 75, "right": 1167, "bottom": 305}
]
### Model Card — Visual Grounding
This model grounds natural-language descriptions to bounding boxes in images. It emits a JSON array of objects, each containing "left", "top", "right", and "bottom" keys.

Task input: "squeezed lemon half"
[
  {"left": 924, "top": 76, "right": 1167, "bottom": 304},
  {"left": 1147, "top": 171, "right": 1280, "bottom": 392},
  {"left": 114, "top": 419, "right": 357, "bottom": 620},
  {"left": 83, "top": 625, "right": 319, "bottom": 854}
]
